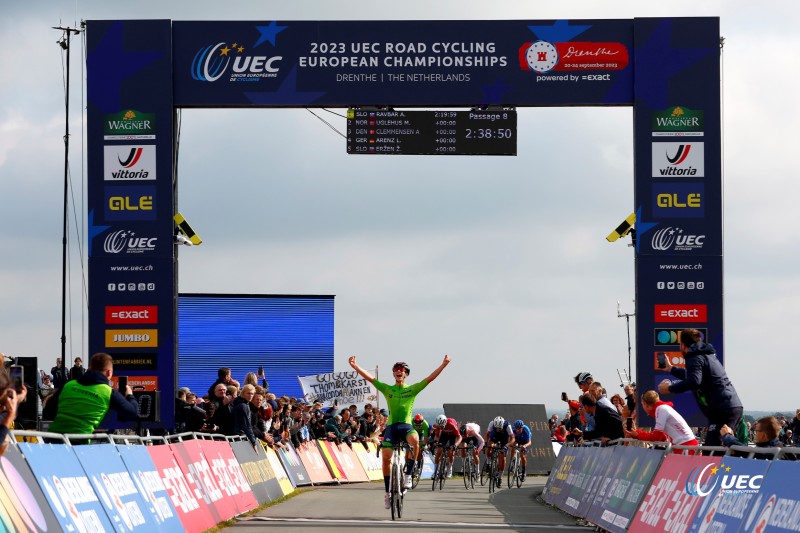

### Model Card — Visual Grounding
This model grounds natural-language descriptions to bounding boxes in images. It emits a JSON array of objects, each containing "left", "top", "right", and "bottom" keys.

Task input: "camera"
[{"left": 657, "top": 352, "right": 667, "bottom": 369}]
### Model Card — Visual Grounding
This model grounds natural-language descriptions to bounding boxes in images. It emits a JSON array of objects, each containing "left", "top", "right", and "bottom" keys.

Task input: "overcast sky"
[{"left": 1, "top": 0, "right": 797, "bottom": 413}]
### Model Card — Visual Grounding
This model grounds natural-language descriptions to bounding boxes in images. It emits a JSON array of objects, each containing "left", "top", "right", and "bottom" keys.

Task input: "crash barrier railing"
[
  {"left": 3, "top": 429, "right": 437, "bottom": 532},
  {"left": 544, "top": 440, "right": 800, "bottom": 533}
]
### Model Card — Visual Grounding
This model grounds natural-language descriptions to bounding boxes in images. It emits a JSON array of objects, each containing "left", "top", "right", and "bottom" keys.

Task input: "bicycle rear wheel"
[
  {"left": 480, "top": 454, "right": 488, "bottom": 486},
  {"left": 515, "top": 458, "right": 523, "bottom": 488},
  {"left": 411, "top": 455, "right": 422, "bottom": 489}
]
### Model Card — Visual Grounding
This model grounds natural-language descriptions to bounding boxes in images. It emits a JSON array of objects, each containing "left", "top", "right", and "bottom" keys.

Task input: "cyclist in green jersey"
[
  {"left": 411, "top": 413, "right": 430, "bottom": 471},
  {"left": 349, "top": 354, "right": 451, "bottom": 509}
]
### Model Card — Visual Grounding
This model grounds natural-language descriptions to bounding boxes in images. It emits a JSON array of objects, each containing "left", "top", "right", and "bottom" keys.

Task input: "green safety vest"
[{"left": 49, "top": 379, "right": 112, "bottom": 435}]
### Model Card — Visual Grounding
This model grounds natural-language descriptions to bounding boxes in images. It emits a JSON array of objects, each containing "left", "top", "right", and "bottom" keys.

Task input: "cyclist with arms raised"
[
  {"left": 349, "top": 354, "right": 451, "bottom": 509},
  {"left": 512, "top": 420, "right": 532, "bottom": 481},
  {"left": 432, "top": 414, "right": 462, "bottom": 478},
  {"left": 485, "top": 416, "right": 515, "bottom": 488}
]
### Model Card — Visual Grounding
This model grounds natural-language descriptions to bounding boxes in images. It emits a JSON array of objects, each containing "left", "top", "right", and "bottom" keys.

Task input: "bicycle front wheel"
[
  {"left": 411, "top": 456, "right": 422, "bottom": 489},
  {"left": 391, "top": 462, "right": 399, "bottom": 520},
  {"left": 507, "top": 453, "right": 517, "bottom": 489},
  {"left": 488, "top": 457, "right": 496, "bottom": 494},
  {"left": 463, "top": 456, "right": 471, "bottom": 489}
]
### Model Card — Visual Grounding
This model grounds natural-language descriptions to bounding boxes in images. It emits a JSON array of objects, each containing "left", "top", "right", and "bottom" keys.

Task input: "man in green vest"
[{"left": 46, "top": 352, "right": 138, "bottom": 435}]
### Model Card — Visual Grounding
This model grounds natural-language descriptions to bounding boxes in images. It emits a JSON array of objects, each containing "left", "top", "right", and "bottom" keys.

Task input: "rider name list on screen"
[{"left": 346, "top": 109, "right": 517, "bottom": 155}]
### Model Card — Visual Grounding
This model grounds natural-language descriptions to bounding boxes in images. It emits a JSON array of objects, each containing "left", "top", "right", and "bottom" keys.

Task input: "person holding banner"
[{"left": 348, "top": 354, "right": 451, "bottom": 509}]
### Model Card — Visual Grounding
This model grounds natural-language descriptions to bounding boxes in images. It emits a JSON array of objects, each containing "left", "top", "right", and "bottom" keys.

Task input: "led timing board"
[{"left": 346, "top": 108, "right": 517, "bottom": 155}]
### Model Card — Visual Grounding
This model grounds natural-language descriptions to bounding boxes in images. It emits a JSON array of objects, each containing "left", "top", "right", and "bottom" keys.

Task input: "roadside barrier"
[
  {"left": 543, "top": 440, "right": 800, "bottom": 533},
  {"left": 3, "top": 430, "right": 437, "bottom": 532}
]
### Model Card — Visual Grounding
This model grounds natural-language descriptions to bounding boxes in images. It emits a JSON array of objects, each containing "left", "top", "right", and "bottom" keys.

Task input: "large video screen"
[{"left": 177, "top": 294, "right": 334, "bottom": 398}]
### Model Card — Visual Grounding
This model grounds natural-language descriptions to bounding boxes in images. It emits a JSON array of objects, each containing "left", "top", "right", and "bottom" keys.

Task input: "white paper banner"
[{"left": 297, "top": 370, "right": 379, "bottom": 409}]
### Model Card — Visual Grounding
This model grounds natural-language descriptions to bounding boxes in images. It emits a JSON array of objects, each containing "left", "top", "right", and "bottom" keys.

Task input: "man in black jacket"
[
  {"left": 571, "top": 394, "right": 624, "bottom": 444},
  {"left": 659, "top": 328, "right": 743, "bottom": 447}
]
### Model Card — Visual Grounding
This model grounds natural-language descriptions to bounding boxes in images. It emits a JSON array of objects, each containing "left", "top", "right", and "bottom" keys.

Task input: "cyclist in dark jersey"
[{"left": 349, "top": 354, "right": 451, "bottom": 509}]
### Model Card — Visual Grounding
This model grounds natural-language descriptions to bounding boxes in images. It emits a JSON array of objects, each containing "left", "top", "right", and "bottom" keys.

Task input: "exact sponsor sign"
[
  {"left": 105, "top": 329, "right": 159, "bottom": 348},
  {"left": 106, "top": 305, "right": 158, "bottom": 324},
  {"left": 104, "top": 145, "right": 156, "bottom": 180},
  {"left": 654, "top": 304, "right": 707, "bottom": 323}
]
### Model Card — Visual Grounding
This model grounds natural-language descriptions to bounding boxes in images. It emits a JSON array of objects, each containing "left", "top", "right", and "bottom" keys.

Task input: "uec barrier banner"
[
  {"left": 295, "top": 441, "right": 335, "bottom": 484},
  {"left": 687, "top": 455, "right": 770, "bottom": 533},
  {"left": 17, "top": 442, "right": 116, "bottom": 532},
  {"left": 566, "top": 445, "right": 616, "bottom": 518},
  {"left": 72, "top": 444, "right": 161, "bottom": 532},
  {"left": 116, "top": 444, "right": 183, "bottom": 531},
  {"left": 0, "top": 445, "right": 61, "bottom": 532},
  {"left": 542, "top": 445, "right": 578, "bottom": 507},
  {"left": 147, "top": 442, "right": 216, "bottom": 532},
  {"left": 585, "top": 446, "right": 666, "bottom": 533},
  {"left": 737, "top": 459, "right": 800, "bottom": 533},
  {"left": 628, "top": 453, "right": 723, "bottom": 533},
  {"left": 275, "top": 442, "right": 313, "bottom": 486}
]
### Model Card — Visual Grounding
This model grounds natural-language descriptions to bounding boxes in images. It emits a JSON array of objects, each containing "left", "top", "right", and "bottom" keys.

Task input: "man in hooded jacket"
[{"left": 658, "top": 328, "right": 743, "bottom": 447}]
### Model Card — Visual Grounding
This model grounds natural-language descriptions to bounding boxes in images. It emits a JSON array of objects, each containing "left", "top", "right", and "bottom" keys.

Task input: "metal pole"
[{"left": 54, "top": 25, "right": 82, "bottom": 363}]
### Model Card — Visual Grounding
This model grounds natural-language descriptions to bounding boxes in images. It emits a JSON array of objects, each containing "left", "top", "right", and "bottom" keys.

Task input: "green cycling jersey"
[{"left": 373, "top": 378, "right": 428, "bottom": 425}]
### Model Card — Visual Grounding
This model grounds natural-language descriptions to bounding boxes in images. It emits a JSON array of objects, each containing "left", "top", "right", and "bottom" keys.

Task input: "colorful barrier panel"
[
  {"left": 628, "top": 453, "right": 724, "bottom": 533},
  {"left": 264, "top": 445, "right": 295, "bottom": 496},
  {"left": 72, "top": 443, "right": 162, "bottom": 531},
  {"left": 116, "top": 444, "right": 183, "bottom": 530},
  {"left": 148, "top": 441, "right": 217, "bottom": 532},
  {"left": 231, "top": 440, "right": 284, "bottom": 504},
  {"left": 295, "top": 441, "right": 335, "bottom": 484},
  {"left": 542, "top": 445, "right": 578, "bottom": 506},
  {"left": 585, "top": 446, "right": 665, "bottom": 532},
  {"left": 18, "top": 441, "right": 116, "bottom": 532},
  {"left": 354, "top": 442, "right": 383, "bottom": 481},
  {"left": 687, "top": 455, "right": 770, "bottom": 533},
  {"left": 0, "top": 445, "right": 62, "bottom": 532},
  {"left": 202, "top": 439, "right": 259, "bottom": 515},
  {"left": 275, "top": 442, "right": 313, "bottom": 486},
  {"left": 736, "top": 459, "right": 800, "bottom": 533}
]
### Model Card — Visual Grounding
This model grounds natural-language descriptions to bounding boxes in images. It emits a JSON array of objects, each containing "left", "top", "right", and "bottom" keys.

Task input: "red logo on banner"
[
  {"left": 105, "top": 305, "right": 158, "bottom": 324},
  {"left": 518, "top": 41, "right": 629, "bottom": 72},
  {"left": 654, "top": 304, "right": 707, "bottom": 323}
]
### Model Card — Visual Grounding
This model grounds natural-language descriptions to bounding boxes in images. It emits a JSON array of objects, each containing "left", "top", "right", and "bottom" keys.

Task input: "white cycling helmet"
[
  {"left": 435, "top": 414, "right": 447, "bottom": 427},
  {"left": 492, "top": 416, "right": 505, "bottom": 430}
]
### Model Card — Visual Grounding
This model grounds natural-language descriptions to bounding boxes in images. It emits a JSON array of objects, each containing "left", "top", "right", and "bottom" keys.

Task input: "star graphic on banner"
[
  {"left": 87, "top": 210, "right": 110, "bottom": 257},
  {"left": 710, "top": 466, "right": 719, "bottom": 475},
  {"left": 244, "top": 66, "right": 326, "bottom": 105},
  {"left": 634, "top": 206, "right": 659, "bottom": 254},
  {"left": 634, "top": 19, "right": 716, "bottom": 109},
  {"left": 254, "top": 21, "right": 288, "bottom": 48},
  {"left": 527, "top": 20, "right": 592, "bottom": 43},
  {"left": 85, "top": 21, "right": 164, "bottom": 114},
  {"left": 480, "top": 78, "right": 512, "bottom": 105}
]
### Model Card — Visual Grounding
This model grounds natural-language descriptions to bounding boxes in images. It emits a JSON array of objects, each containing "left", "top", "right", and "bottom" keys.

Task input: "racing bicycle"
[{"left": 507, "top": 444, "right": 525, "bottom": 488}]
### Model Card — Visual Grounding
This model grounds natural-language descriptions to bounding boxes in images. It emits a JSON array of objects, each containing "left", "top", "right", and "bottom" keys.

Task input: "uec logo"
[{"left": 191, "top": 42, "right": 282, "bottom": 82}]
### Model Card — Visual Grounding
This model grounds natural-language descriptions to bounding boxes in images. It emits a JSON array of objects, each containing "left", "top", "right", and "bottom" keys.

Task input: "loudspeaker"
[
  {"left": 13, "top": 356, "right": 38, "bottom": 428},
  {"left": 133, "top": 391, "right": 161, "bottom": 422}
]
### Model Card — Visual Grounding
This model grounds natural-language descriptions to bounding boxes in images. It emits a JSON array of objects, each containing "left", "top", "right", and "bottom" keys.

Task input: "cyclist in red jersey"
[{"left": 432, "top": 415, "right": 462, "bottom": 478}]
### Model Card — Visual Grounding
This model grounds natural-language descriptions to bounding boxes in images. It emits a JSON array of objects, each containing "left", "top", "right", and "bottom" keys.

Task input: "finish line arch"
[{"left": 85, "top": 18, "right": 722, "bottom": 429}]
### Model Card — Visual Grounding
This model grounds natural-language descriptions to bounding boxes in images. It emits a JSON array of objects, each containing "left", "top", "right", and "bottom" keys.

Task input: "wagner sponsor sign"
[{"left": 298, "top": 370, "right": 378, "bottom": 408}]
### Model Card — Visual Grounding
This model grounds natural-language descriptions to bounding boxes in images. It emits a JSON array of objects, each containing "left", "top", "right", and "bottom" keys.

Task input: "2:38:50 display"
[{"left": 465, "top": 128, "right": 513, "bottom": 139}]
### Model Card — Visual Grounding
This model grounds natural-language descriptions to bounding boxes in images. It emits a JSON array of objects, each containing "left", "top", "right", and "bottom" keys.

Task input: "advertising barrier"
[
  {"left": 147, "top": 441, "right": 217, "bottom": 532},
  {"left": 295, "top": 441, "right": 335, "bottom": 484},
  {"left": 737, "top": 459, "right": 800, "bottom": 533},
  {"left": 18, "top": 441, "right": 116, "bottom": 532},
  {"left": 275, "top": 442, "right": 313, "bottom": 486},
  {"left": 72, "top": 443, "right": 161, "bottom": 531},
  {"left": 264, "top": 445, "right": 295, "bottom": 497},
  {"left": 354, "top": 442, "right": 384, "bottom": 481},
  {"left": 201, "top": 439, "right": 259, "bottom": 515},
  {"left": 230, "top": 440, "right": 284, "bottom": 504},
  {"left": 116, "top": 444, "right": 183, "bottom": 530},
  {"left": 0, "top": 445, "right": 62, "bottom": 532}
]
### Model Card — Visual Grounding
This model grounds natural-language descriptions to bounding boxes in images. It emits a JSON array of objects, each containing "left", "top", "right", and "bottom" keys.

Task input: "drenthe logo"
[{"left": 191, "top": 41, "right": 282, "bottom": 82}]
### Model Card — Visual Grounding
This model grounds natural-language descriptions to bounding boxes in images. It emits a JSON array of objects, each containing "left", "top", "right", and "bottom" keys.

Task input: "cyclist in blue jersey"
[
  {"left": 349, "top": 354, "right": 451, "bottom": 509},
  {"left": 485, "top": 416, "right": 515, "bottom": 488},
  {"left": 512, "top": 420, "right": 532, "bottom": 481}
]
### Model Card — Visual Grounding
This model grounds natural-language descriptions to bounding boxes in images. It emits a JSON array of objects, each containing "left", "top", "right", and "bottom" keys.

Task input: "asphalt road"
[{"left": 232, "top": 476, "right": 592, "bottom": 532}]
